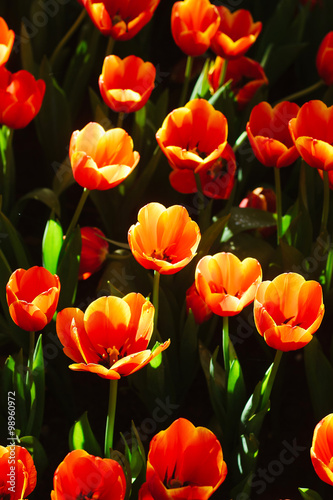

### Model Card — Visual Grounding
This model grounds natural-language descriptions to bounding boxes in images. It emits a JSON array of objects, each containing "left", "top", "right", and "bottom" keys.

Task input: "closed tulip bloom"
[
  {"left": 156, "top": 99, "right": 228, "bottom": 174},
  {"left": 254, "top": 273, "right": 324, "bottom": 351},
  {"left": 316, "top": 32, "right": 333, "bottom": 85},
  {"left": 239, "top": 187, "right": 276, "bottom": 212},
  {"left": 79, "top": 226, "right": 109, "bottom": 280},
  {"left": 246, "top": 101, "right": 300, "bottom": 168},
  {"left": 195, "top": 252, "right": 262, "bottom": 316},
  {"left": 211, "top": 6, "right": 262, "bottom": 59},
  {"left": 51, "top": 449, "right": 126, "bottom": 499},
  {"left": 99, "top": 55, "right": 155, "bottom": 114},
  {"left": 139, "top": 418, "right": 227, "bottom": 500},
  {"left": 171, "top": 0, "right": 220, "bottom": 57},
  {"left": 81, "top": 0, "right": 160, "bottom": 41},
  {"left": 56, "top": 293, "right": 169, "bottom": 379},
  {"left": 6, "top": 266, "right": 61, "bottom": 332},
  {"left": 128, "top": 203, "right": 201, "bottom": 275},
  {"left": 0, "top": 445, "right": 37, "bottom": 500},
  {"left": 0, "top": 17, "right": 14, "bottom": 67},
  {"left": 289, "top": 100, "right": 333, "bottom": 171},
  {"left": 0, "top": 67, "right": 45, "bottom": 129},
  {"left": 69, "top": 122, "right": 139, "bottom": 190},
  {"left": 310, "top": 413, "right": 333, "bottom": 485},
  {"left": 186, "top": 282, "right": 213, "bottom": 324}
]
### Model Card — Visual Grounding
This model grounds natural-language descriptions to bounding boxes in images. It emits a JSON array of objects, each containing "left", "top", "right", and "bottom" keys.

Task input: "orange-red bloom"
[
  {"left": 254, "top": 273, "right": 324, "bottom": 351},
  {"left": 51, "top": 449, "right": 126, "bottom": 499},
  {"left": 316, "top": 32, "right": 333, "bottom": 86},
  {"left": 239, "top": 187, "right": 276, "bottom": 212},
  {"left": 208, "top": 56, "right": 268, "bottom": 110},
  {"left": 99, "top": 55, "right": 156, "bottom": 113},
  {"left": 128, "top": 202, "right": 201, "bottom": 275},
  {"left": 79, "top": 226, "right": 109, "bottom": 280},
  {"left": 56, "top": 293, "right": 169, "bottom": 379},
  {"left": 310, "top": 413, "right": 333, "bottom": 485},
  {"left": 210, "top": 6, "right": 262, "bottom": 60},
  {"left": 138, "top": 418, "right": 227, "bottom": 500},
  {"left": 0, "top": 17, "right": 14, "bottom": 67},
  {"left": 195, "top": 252, "right": 262, "bottom": 317},
  {"left": 81, "top": 0, "right": 160, "bottom": 41},
  {"left": 6, "top": 266, "right": 61, "bottom": 332},
  {"left": 246, "top": 101, "right": 300, "bottom": 167},
  {"left": 156, "top": 98, "right": 228, "bottom": 175},
  {"left": 0, "top": 445, "right": 37, "bottom": 499},
  {"left": 69, "top": 122, "right": 139, "bottom": 190},
  {"left": 0, "top": 67, "right": 45, "bottom": 129},
  {"left": 171, "top": 0, "right": 220, "bottom": 57},
  {"left": 289, "top": 100, "right": 333, "bottom": 171},
  {"left": 186, "top": 282, "right": 213, "bottom": 324}
]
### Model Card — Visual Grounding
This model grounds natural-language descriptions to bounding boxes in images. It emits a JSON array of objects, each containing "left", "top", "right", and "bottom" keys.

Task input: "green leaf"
[
  {"left": 19, "top": 435, "right": 48, "bottom": 477},
  {"left": 25, "top": 334, "right": 45, "bottom": 438},
  {"left": 69, "top": 411, "right": 102, "bottom": 456},
  {"left": 56, "top": 226, "right": 81, "bottom": 309},
  {"left": 190, "top": 59, "right": 211, "bottom": 100},
  {"left": 13, "top": 188, "right": 61, "bottom": 219},
  {"left": 222, "top": 207, "right": 276, "bottom": 242},
  {"left": 198, "top": 214, "right": 230, "bottom": 256},
  {"left": 121, "top": 421, "right": 146, "bottom": 483},
  {"left": 0, "top": 209, "right": 29, "bottom": 268},
  {"left": 298, "top": 488, "right": 324, "bottom": 500},
  {"left": 8, "top": 351, "right": 29, "bottom": 435},
  {"left": 42, "top": 218, "right": 64, "bottom": 274},
  {"left": 179, "top": 310, "right": 199, "bottom": 396}
]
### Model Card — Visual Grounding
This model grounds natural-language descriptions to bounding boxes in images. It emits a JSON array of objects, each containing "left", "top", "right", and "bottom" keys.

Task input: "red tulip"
[
  {"left": 254, "top": 273, "right": 324, "bottom": 351},
  {"left": 246, "top": 101, "right": 300, "bottom": 168},
  {"left": 0, "top": 17, "right": 14, "bottom": 67},
  {"left": 316, "top": 31, "right": 333, "bottom": 86},
  {"left": 0, "top": 67, "right": 45, "bottom": 129},
  {"left": 69, "top": 122, "right": 139, "bottom": 190},
  {"left": 0, "top": 445, "right": 37, "bottom": 499},
  {"left": 56, "top": 293, "right": 169, "bottom": 379},
  {"left": 99, "top": 55, "right": 155, "bottom": 113},
  {"left": 128, "top": 202, "right": 201, "bottom": 275},
  {"left": 186, "top": 282, "right": 213, "bottom": 324},
  {"left": 80, "top": 0, "right": 160, "bottom": 41},
  {"left": 138, "top": 418, "right": 227, "bottom": 500},
  {"left": 6, "top": 266, "right": 61, "bottom": 332},
  {"left": 210, "top": 6, "right": 262, "bottom": 60},
  {"left": 310, "top": 413, "right": 333, "bottom": 485},
  {"left": 79, "top": 226, "right": 109, "bottom": 280},
  {"left": 239, "top": 187, "right": 276, "bottom": 212},
  {"left": 171, "top": 0, "right": 220, "bottom": 57},
  {"left": 51, "top": 449, "right": 127, "bottom": 499}
]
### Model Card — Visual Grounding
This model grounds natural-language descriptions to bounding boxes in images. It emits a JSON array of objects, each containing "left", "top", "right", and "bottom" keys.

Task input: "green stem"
[
  {"left": 274, "top": 80, "right": 325, "bottom": 105},
  {"left": 105, "top": 36, "right": 115, "bottom": 57},
  {"left": 117, "top": 112, "right": 125, "bottom": 129},
  {"left": 0, "top": 126, "right": 14, "bottom": 213},
  {"left": 152, "top": 270, "right": 160, "bottom": 336},
  {"left": 218, "top": 59, "right": 228, "bottom": 88},
  {"left": 179, "top": 55, "right": 194, "bottom": 107},
  {"left": 321, "top": 170, "right": 330, "bottom": 234},
  {"left": 260, "top": 350, "right": 283, "bottom": 410},
  {"left": 64, "top": 188, "right": 90, "bottom": 240},
  {"left": 299, "top": 160, "right": 308, "bottom": 210},
  {"left": 274, "top": 167, "right": 283, "bottom": 243},
  {"left": 233, "top": 130, "right": 248, "bottom": 153},
  {"left": 26, "top": 331, "right": 35, "bottom": 385},
  {"left": 222, "top": 316, "right": 230, "bottom": 380},
  {"left": 50, "top": 9, "right": 86, "bottom": 66},
  {"left": 104, "top": 379, "right": 118, "bottom": 457}
]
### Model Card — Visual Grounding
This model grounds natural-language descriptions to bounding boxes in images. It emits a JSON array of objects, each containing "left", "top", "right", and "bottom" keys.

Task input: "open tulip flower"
[
  {"left": 6, "top": 266, "right": 61, "bottom": 332},
  {"left": 171, "top": 0, "right": 220, "bottom": 57},
  {"left": 289, "top": 100, "right": 333, "bottom": 171},
  {"left": 310, "top": 413, "right": 333, "bottom": 485},
  {"left": 69, "top": 122, "right": 139, "bottom": 190},
  {"left": 316, "top": 31, "right": 333, "bottom": 85},
  {"left": 210, "top": 6, "right": 262, "bottom": 60},
  {"left": 138, "top": 418, "right": 227, "bottom": 500},
  {"left": 80, "top": 0, "right": 160, "bottom": 41},
  {"left": 246, "top": 101, "right": 300, "bottom": 168},
  {"left": 99, "top": 55, "right": 156, "bottom": 114},
  {"left": 128, "top": 202, "right": 201, "bottom": 275},
  {"left": 0, "top": 445, "right": 37, "bottom": 499},
  {"left": 56, "top": 293, "right": 170, "bottom": 379},
  {"left": 79, "top": 226, "right": 109, "bottom": 280},
  {"left": 195, "top": 252, "right": 262, "bottom": 316},
  {"left": 0, "top": 17, "right": 14, "bottom": 67},
  {"left": 0, "top": 67, "right": 45, "bottom": 129},
  {"left": 156, "top": 98, "right": 228, "bottom": 175},
  {"left": 51, "top": 449, "right": 127, "bottom": 499},
  {"left": 254, "top": 273, "right": 325, "bottom": 351}
]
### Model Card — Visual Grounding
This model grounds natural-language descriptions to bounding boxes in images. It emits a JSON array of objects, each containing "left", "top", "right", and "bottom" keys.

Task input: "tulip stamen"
[
  {"left": 151, "top": 248, "right": 176, "bottom": 263},
  {"left": 99, "top": 346, "right": 120, "bottom": 367},
  {"left": 77, "top": 492, "right": 94, "bottom": 499},
  {"left": 282, "top": 316, "right": 295, "bottom": 324}
]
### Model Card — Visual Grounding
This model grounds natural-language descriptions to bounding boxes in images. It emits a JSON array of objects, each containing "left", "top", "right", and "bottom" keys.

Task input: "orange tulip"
[
  {"left": 138, "top": 418, "right": 227, "bottom": 500},
  {"left": 79, "top": 226, "right": 109, "bottom": 280},
  {"left": 81, "top": 0, "right": 160, "bottom": 41},
  {"left": 69, "top": 122, "right": 139, "bottom": 190},
  {"left": 156, "top": 99, "right": 228, "bottom": 174},
  {"left": 0, "top": 445, "right": 37, "bottom": 499},
  {"left": 310, "top": 413, "right": 333, "bottom": 485},
  {"left": 254, "top": 273, "right": 324, "bottom": 351},
  {"left": 6, "top": 266, "right": 61, "bottom": 332},
  {"left": 210, "top": 6, "right": 262, "bottom": 60},
  {"left": 56, "top": 293, "right": 169, "bottom": 379},
  {"left": 208, "top": 56, "right": 268, "bottom": 110},
  {"left": 316, "top": 32, "right": 333, "bottom": 86},
  {"left": 171, "top": 0, "right": 220, "bottom": 57},
  {"left": 195, "top": 252, "right": 262, "bottom": 317},
  {"left": 239, "top": 187, "right": 276, "bottom": 212},
  {"left": 186, "top": 282, "right": 213, "bottom": 324},
  {"left": 289, "top": 100, "right": 333, "bottom": 171},
  {"left": 0, "top": 17, "right": 14, "bottom": 67},
  {"left": 128, "top": 202, "right": 201, "bottom": 275},
  {"left": 51, "top": 449, "right": 127, "bottom": 499},
  {"left": 99, "top": 55, "right": 156, "bottom": 113},
  {"left": 246, "top": 101, "right": 300, "bottom": 168},
  {"left": 0, "top": 67, "right": 45, "bottom": 129}
]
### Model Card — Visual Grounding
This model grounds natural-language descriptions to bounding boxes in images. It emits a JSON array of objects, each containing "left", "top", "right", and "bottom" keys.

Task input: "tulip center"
[
  {"left": 209, "top": 157, "right": 229, "bottom": 180},
  {"left": 168, "top": 478, "right": 184, "bottom": 488},
  {"left": 187, "top": 144, "right": 207, "bottom": 159},
  {"left": 151, "top": 247, "right": 177, "bottom": 263},
  {"left": 100, "top": 346, "right": 120, "bottom": 367},
  {"left": 76, "top": 493, "right": 94, "bottom": 499},
  {"left": 210, "top": 283, "right": 241, "bottom": 297}
]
